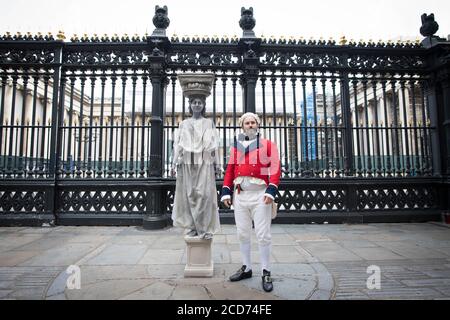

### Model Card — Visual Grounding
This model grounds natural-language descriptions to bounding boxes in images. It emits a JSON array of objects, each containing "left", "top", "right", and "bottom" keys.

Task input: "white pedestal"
[{"left": 184, "top": 236, "right": 214, "bottom": 277}]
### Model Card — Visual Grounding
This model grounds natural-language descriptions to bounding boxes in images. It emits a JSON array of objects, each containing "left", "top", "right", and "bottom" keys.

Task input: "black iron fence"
[{"left": 1, "top": 7, "right": 450, "bottom": 227}]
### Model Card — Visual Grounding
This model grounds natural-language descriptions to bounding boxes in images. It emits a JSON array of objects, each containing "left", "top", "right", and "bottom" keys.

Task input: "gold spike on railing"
[{"left": 57, "top": 30, "right": 65, "bottom": 41}]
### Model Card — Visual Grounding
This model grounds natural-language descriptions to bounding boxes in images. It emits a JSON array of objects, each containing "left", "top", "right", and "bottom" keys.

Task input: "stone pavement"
[{"left": 0, "top": 222, "right": 450, "bottom": 300}]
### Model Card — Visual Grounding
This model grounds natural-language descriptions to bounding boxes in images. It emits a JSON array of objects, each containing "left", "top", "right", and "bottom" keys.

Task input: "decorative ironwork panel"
[
  {"left": 277, "top": 187, "right": 346, "bottom": 212},
  {"left": 63, "top": 49, "right": 150, "bottom": 67},
  {"left": 0, "top": 190, "right": 46, "bottom": 212},
  {"left": 347, "top": 54, "right": 426, "bottom": 71},
  {"left": 357, "top": 186, "right": 437, "bottom": 210},
  {"left": 0, "top": 49, "right": 55, "bottom": 64},
  {"left": 57, "top": 189, "right": 147, "bottom": 213},
  {"left": 261, "top": 52, "right": 343, "bottom": 69},
  {"left": 167, "top": 51, "right": 241, "bottom": 68}
]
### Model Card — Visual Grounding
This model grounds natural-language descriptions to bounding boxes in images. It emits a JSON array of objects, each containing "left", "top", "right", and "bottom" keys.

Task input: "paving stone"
[
  {"left": 433, "top": 247, "right": 450, "bottom": 258},
  {"left": 383, "top": 271, "right": 430, "bottom": 281},
  {"left": 289, "top": 233, "right": 332, "bottom": 242},
  {"left": 270, "top": 263, "right": 316, "bottom": 277},
  {"left": 20, "top": 244, "right": 98, "bottom": 266},
  {"left": 434, "top": 286, "right": 450, "bottom": 296},
  {"left": 416, "top": 239, "right": 450, "bottom": 246},
  {"left": 310, "top": 262, "right": 335, "bottom": 295},
  {"left": 413, "top": 232, "right": 450, "bottom": 241},
  {"left": 9, "top": 286, "right": 46, "bottom": 300},
  {"left": 0, "top": 290, "right": 13, "bottom": 299},
  {"left": 211, "top": 244, "right": 231, "bottom": 264},
  {"left": 387, "top": 245, "right": 447, "bottom": 260},
  {"left": 271, "top": 246, "right": 310, "bottom": 263},
  {"left": 325, "top": 233, "right": 366, "bottom": 241},
  {"left": 270, "top": 225, "right": 289, "bottom": 234},
  {"left": 362, "top": 287, "right": 444, "bottom": 299},
  {"left": 119, "top": 281, "right": 174, "bottom": 300},
  {"left": 420, "top": 270, "right": 450, "bottom": 278},
  {"left": 0, "top": 251, "right": 42, "bottom": 267},
  {"left": 170, "top": 284, "right": 211, "bottom": 300},
  {"left": 139, "top": 249, "right": 184, "bottom": 265},
  {"left": 205, "top": 282, "right": 276, "bottom": 300},
  {"left": 310, "top": 289, "right": 334, "bottom": 300},
  {"left": 84, "top": 244, "right": 148, "bottom": 265},
  {"left": 300, "top": 242, "right": 363, "bottom": 262},
  {"left": 146, "top": 264, "right": 186, "bottom": 279},
  {"left": 150, "top": 236, "right": 187, "bottom": 249},
  {"left": 0, "top": 281, "right": 14, "bottom": 289},
  {"left": 173, "top": 277, "right": 225, "bottom": 286},
  {"left": 242, "top": 275, "right": 316, "bottom": 300},
  {"left": 401, "top": 278, "right": 450, "bottom": 287},
  {"left": 46, "top": 293, "right": 66, "bottom": 300},
  {"left": 66, "top": 235, "right": 114, "bottom": 244},
  {"left": 0, "top": 234, "right": 46, "bottom": 252},
  {"left": 115, "top": 227, "right": 159, "bottom": 236},
  {"left": 270, "top": 234, "right": 296, "bottom": 245},
  {"left": 17, "top": 227, "right": 55, "bottom": 234},
  {"left": 359, "top": 233, "right": 410, "bottom": 241},
  {"left": 79, "top": 265, "right": 151, "bottom": 284},
  {"left": 336, "top": 240, "right": 379, "bottom": 248},
  {"left": 14, "top": 237, "right": 70, "bottom": 251},
  {"left": 211, "top": 235, "right": 227, "bottom": 244},
  {"left": 334, "top": 292, "right": 369, "bottom": 300},
  {"left": 65, "top": 279, "right": 153, "bottom": 300},
  {"left": 348, "top": 247, "right": 404, "bottom": 260}
]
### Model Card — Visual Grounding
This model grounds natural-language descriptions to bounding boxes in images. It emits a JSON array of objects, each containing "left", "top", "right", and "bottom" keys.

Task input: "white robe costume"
[{"left": 171, "top": 117, "right": 221, "bottom": 236}]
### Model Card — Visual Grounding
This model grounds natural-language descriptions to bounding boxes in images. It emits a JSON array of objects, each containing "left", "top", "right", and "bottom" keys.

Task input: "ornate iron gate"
[{"left": 1, "top": 7, "right": 449, "bottom": 227}]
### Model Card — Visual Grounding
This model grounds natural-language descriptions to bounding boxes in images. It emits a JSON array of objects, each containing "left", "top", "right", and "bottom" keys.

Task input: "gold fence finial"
[
  {"left": 339, "top": 35, "right": 347, "bottom": 45},
  {"left": 57, "top": 30, "right": 65, "bottom": 41}
]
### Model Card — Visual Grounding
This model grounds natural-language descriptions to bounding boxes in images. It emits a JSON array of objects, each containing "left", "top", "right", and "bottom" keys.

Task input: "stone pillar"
[{"left": 184, "top": 236, "right": 214, "bottom": 277}]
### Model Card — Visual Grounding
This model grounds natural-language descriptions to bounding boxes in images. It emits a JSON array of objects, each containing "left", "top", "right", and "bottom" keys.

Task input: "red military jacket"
[{"left": 222, "top": 137, "right": 281, "bottom": 197}]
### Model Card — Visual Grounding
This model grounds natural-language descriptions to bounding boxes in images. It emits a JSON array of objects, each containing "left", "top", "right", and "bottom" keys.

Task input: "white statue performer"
[{"left": 171, "top": 74, "right": 221, "bottom": 240}]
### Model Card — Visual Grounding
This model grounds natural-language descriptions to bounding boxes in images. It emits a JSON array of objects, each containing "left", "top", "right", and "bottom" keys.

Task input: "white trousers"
[{"left": 234, "top": 187, "right": 272, "bottom": 246}]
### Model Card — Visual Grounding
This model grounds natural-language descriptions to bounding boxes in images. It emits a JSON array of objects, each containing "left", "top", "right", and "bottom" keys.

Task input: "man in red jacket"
[{"left": 221, "top": 112, "right": 281, "bottom": 292}]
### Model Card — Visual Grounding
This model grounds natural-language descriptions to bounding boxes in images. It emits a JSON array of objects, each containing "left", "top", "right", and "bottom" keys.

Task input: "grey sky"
[{"left": 1, "top": 0, "right": 449, "bottom": 41}]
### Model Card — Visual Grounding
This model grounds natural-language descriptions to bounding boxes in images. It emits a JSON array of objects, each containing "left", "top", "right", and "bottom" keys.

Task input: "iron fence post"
[
  {"left": 241, "top": 50, "right": 260, "bottom": 113},
  {"left": 143, "top": 35, "right": 169, "bottom": 229},
  {"left": 48, "top": 44, "right": 62, "bottom": 178},
  {"left": 239, "top": 7, "right": 260, "bottom": 113},
  {"left": 48, "top": 42, "right": 63, "bottom": 224}
]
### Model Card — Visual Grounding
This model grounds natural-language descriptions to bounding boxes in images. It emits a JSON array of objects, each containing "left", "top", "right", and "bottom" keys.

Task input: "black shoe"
[
  {"left": 229, "top": 265, "right": 252, "bottom": 282},
  {"left": 262, "top": 269, "right": 273, "bottom": 292}
]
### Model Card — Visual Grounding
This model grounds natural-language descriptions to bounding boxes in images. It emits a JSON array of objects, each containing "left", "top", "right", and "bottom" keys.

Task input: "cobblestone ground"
[{"left": 0, "top": 222, "right": 449, "bottom": 299}]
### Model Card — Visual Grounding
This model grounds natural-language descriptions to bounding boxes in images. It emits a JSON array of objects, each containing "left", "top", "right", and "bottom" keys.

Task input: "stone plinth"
[{"left": 184, "top": 236, "right": 213, "bottom": 277}]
